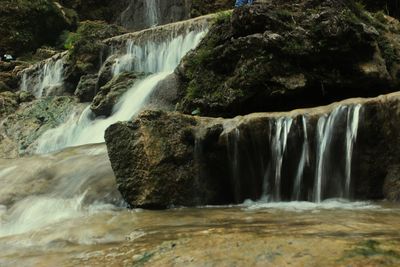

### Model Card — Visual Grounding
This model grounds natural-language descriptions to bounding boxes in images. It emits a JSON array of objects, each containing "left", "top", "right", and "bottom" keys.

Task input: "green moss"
[
  {"left": 378, "top": 35, "right": 399, "bottom": 67},
  {"left": 344, "top": 240, "right": 400, "bottom": 259},
  {"left": 213, "top": 10, "right": 233, "bottom": 25},
  {"left": 187, "top": 80, "right": 202, "bottom": 100},
  {"left": 374, "top": 11, "right": 388, "bottom": 24},
  {"left": 0, "top": 0, "right": 76, "bottom": 55}
]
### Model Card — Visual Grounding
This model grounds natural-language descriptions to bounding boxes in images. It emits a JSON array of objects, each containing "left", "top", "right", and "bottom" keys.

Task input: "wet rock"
[
  {"left": 0, "top": 0, "right": 77, "bottom": 55},
  {"left": 176, "top": 1, "right": 400, "bottom": 117},
  {"left": 105, "top": 110, "right": 230, "bottom": 208},
  {"left": 146, "top": 73, "right": 179, "bottom": 111},
  {"left": 106, "top": 92, "right": 400, "bottom": 208},
  {"left": 383, "top": 165, "right": 400, "bottom": 202},
  {"left": 74, "top": 74, "right": 98, "bottom": 102},
  {"left": 97, "top": 55, "right": 119, "bottom": 88},
  {"left": 91, "top": 72, "right": 142, "bottom": 117},
  {"left": 63, "top": 21, "right": 127, "bottom": 93},
  {"left": 0, "top": 96, "right": 85, "bottom": 157},
  {"left": 0, "top": 91, "right": 19, "bottom": 119}
]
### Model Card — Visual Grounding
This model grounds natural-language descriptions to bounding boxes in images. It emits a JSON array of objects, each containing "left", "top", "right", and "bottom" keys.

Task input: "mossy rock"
[
  {"left": 0, "top": 0, "right": 77, "bottom": 55},
  {"left": 62, "top": 20, "right": 127, "bottom": 93},
  {"left": 176, "top": 1, "right": 400, "bottom": 117}
]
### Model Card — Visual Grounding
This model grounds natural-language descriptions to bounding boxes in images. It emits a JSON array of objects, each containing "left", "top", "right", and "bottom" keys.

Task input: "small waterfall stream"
[
  {"left": 225, "top": 105, "right": 363, "bottom": 203},
  {"left": 35, "top": 29, "right": 207, "bottom": 153},
  {"left": 20, "top": 52, "right": 66, "bottom": 98}
]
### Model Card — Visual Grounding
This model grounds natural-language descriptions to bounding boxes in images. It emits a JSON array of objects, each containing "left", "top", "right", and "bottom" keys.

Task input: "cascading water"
[
  {"left": 225, "top": 105, "right": 363, "bottom": 203},
  {"left": 20, "top": 53, "right": 66, "bottom": 98},
  {"left": 145, "top": 0, "right": 159, "bottom": 27},
  {"left": 0, "top": 144, "right": 122, "bottom": 238},
  {"left": 35, "top": 29, "right": 207, "bottom": 153},
  {"left": 292, "top": 116, "right": 309, "bottom": 200}
]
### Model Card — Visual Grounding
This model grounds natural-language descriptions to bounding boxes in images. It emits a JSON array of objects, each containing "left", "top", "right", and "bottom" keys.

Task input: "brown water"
[
  {"left": 0, "top": 203, "right": 400, "bottom": 266},
  {"left": 1, "top": 145, "right": 400, "bottom": 266}
]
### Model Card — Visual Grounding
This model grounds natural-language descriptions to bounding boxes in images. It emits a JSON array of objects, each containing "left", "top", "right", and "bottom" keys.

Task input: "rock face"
[
  {"left": 105, "top": 110, "right": 231, "bottom": 208},
  {"left": 60, "top": 0, "right": 233, "bottom": 31},
  {"left": 0, "top": 0, "right": 77, "bottom": 55},
  {"left": 176, "top": 0, "right": 400, "bottom": 117},
  {"left": 63, "top": 21, "right": 127, "bottom": 94},
  {"left": 0, "top": 96, "right": 85, "bottom": 158},
  {"left": 91, "top": 72, "right": 142, "bottom": 117},
  {"left": 105, "top": 92, "right": 400, "bottom": 208}
]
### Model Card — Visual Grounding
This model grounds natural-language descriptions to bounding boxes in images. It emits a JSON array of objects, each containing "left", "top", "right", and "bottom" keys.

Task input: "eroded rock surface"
[
  {"left": 106, "top": 92, "right": 400, "bottom": 208},
  {"left": 176, "top": 1, "right": 400, "bottom": 117}
]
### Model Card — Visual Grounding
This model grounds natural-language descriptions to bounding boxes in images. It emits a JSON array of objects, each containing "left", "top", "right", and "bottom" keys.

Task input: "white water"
[
  {"left": 314, "top": 106, "right": 345, "bottom": 202},
  {"left": 146, "top": 0, "right": 159, "bottom": 27},
  {"left": 225, "top": 105, "right": 363, "bottom": 203},
  {"left": 20, "top": 54, "right": 65, "bottom": 98},
  {"left": 292, "top": 116, "right": 309, "bottom": 200},
  {"left": 36, "top": 29, "right": 207, "bottom": 153},
  {"left": 112, "top": 30, "right": 205, "bottom": 75},
  {"left": 0, "top": 144, "right": 122, "bottom": 239},
  {"left": 243, "top": 198, "right": 379, "bottom": 212},
  {"left": 269, "top": 117, "right": 293, "bottom": 201},
  {"left": 345, "top": 104, "right": 362, "bottom": 197}
]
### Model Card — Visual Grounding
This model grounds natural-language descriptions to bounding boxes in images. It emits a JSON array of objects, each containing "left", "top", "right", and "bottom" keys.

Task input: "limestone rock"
[
  {"left": 0, "top": 96, "right": 85, "bottom": 157},
  {"left": 106, "top": 92, "right": 400, "bottom": 208},
  {"left": 91, "top": 72, "right": 142, "bottom": 117},
  {"left": 105, "top": 110, "right": 230, "bottom": 208},
  {"left": 74, "top": 74, "right": 98, "bottom": 102},
  {"left": 384, "top": 165, "right": 400, "bottom": 202},
  {"left": 176, "top": 1, "right": 400, "bottom": 117}
]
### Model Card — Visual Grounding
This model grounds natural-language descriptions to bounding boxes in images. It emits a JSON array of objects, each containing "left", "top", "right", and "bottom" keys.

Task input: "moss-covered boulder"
[
  {"left": 176, "top": 0, "right": 400, "bottom": 117},
  {"left": 0, "top": 0, "right": 77, "bottom": 55},
  {"left": 63, "top": 20, "right": 127, "bottom": 93}
]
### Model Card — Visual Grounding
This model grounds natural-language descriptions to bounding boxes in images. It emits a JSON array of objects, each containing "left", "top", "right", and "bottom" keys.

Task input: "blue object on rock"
[{"left": 235, "top": 0, "right": 254, "bottom": 7}]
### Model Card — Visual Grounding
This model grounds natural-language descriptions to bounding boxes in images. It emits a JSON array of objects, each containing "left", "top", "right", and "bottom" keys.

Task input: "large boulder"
[
  {"left": 176, "top": 0, "right": 400, "bottom": 117},
  {"left": 105, "top": 110, "right": 230, "bottom": 208},
  {"left": 106, "top": 92, "right": 400, "bottom": 208},
  {"left": 0, "top": 0, "right": 77, "bottom": 55}
]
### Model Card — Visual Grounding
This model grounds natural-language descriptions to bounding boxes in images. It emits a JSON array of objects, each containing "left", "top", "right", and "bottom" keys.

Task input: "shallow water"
[
  {"left": 1, "top": 201, "right": 400, "bottom": 267},
  {"left": 1, "top": 146, "right": 400, "bottom": 266}
]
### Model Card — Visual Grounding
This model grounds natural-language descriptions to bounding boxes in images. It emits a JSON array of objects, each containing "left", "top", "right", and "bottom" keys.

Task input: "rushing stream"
[{"left": 2, "top": 3, "right": 400, "bottom": 267}]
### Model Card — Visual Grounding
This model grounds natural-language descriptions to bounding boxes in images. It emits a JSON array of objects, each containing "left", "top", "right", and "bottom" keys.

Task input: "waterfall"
[
  {"left": 20, "top": 53, "right": 66, "bottom": 98},
  {"left": 268, "top": 117, "right": 293, "bottom": 201},
  {"left": 146, "top": 0, "right": 159, "bottom": 27},
  {"left": 225, "top": 105, "right": 363, "bottom": 203},
  {"left": 36, "top": 29, "right": 207, "bottom": 153},
  {"left": 345, "top": 104, "right": 362, "bottom": 197},
  {"left": 292, "top": 116, "right": 309, "bottom": 200},
  {"left": 314, "top": 106, "right": 345, "bottom": 202}
]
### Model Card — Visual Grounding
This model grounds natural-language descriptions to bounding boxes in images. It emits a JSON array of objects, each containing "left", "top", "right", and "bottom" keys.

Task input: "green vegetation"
[
  {"left": 0, "top": 0, "right": 77, "bottom": 55},
  {"left": 345, "top": 240, "right": 400, "bottom": 260},
  {"left": 64, "top": 20, "right": 126, "bottom": 74},
  {"left": 213, "top": 10, "right": 233, "bottom": 25}
]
